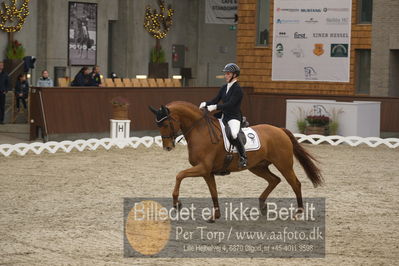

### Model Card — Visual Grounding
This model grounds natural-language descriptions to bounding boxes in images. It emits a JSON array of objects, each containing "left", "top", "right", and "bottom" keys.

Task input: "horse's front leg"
[
  {"left": 203, "top": 174, "right": 220, "bottom": 223},
  {"left": 172, "top": 164, "right": 208, "bottom": 209}
]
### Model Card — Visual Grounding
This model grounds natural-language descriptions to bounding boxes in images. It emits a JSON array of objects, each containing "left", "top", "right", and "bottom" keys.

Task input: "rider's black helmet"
[{"left": 222, "top": 63, "right": 240, "bottom": 77}]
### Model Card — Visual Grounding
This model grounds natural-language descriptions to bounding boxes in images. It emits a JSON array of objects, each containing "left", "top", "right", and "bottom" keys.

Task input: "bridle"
[{"left": 156, "top": 115, "right": 180, "bottom": 147}]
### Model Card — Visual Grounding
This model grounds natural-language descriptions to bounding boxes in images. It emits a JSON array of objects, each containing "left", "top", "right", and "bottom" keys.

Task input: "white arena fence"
[{"left": 0, "top": 134, "right": 398, "bottom": 157}]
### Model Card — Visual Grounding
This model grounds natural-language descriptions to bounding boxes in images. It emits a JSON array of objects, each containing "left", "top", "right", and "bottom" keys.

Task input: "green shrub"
[
  {"left": 150, "top": 47, "right": 165, "bottom": 63},
  {"left": 297, "top": 120, "right": 307, "bottom": 134}
]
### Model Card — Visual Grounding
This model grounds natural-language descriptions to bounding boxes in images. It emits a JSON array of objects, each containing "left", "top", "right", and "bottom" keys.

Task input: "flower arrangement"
[
  {"left": 306, "top": 115, "right": 330, "bottom": 127},
  {"left": 6, "top": 40, "right": 25, "bottom": 59},
  {"left": 110, "top": 96, "right": 129, "bottom": 107},
  {"left": 111, "top": 96, "right": 129, "bottom": 120},
  {"left": 294, "top": 106, "right": 343, "bottom": 135}
]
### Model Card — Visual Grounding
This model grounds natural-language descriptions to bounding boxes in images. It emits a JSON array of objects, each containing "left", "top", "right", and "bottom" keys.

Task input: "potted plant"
[
  {"left": 148, "top": 43, "right": 168, "bottom": 78},
  {"left": 6, "top": 40, "right": 25, "bottom": 59},
  {"left": 305, "top": 115, "right": 330, "bottom": 135},
  {"left": 4, "top": 40, "right": 26, "bottom": 88},
  {"left": 144, "top": 0, "right": 174, "bottom": 78},
  {"left": 111, "top": 96, "right": 129, "bottom": 120}
]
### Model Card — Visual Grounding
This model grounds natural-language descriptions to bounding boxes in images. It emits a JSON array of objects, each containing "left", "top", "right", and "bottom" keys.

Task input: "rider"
[{"left": 199, "top": 63, "right": 247, "bottom": 168}]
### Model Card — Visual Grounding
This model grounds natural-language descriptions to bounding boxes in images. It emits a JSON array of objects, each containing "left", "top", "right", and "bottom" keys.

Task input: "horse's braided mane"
[
  {"left": 167, "top": 101, "right": 198, "bottom": 110},
  {"left": 167, "top": 101, "right": 217, "bottom": 121}
]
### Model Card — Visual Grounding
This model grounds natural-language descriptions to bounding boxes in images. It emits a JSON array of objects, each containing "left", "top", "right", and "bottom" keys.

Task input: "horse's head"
[{"left": 149, "top": 105, "right": 180, "bottom": 151}]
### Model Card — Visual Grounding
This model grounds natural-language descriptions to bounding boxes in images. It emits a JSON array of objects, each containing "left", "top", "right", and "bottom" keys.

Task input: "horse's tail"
[{"left": 282, "top": 128, "right": 324, "bottom": 187}]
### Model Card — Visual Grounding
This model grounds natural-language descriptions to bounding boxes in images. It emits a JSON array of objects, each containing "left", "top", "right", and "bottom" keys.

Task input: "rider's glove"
[
  {"left": 207, "top": 105, "right": 217, "bottom": 112},
  {"left": 199, "top": 102, "right": 207, "bottom": 109}
]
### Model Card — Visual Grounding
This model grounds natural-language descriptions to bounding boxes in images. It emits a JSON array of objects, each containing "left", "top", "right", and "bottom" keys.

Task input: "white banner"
[
  {"left": 205, "top": 0, "right": 238, "bottom": 24},
  {"left": 272, "top": 0, "right": 352, "bottom": 82}
]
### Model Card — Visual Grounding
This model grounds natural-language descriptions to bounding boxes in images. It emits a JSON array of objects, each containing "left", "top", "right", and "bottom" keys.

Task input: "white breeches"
[{"left": 228, "top": 119, "right": 241, "bottom": 139}]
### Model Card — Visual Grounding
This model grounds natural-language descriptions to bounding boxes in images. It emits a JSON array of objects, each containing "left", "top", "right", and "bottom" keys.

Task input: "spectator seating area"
[{"left": 56, "top": 77, "right": 182, "bottom": 87}]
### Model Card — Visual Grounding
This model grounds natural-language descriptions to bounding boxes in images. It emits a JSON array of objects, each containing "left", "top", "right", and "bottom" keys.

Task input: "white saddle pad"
[{"left": 218, "top": 119, "right": 261, "bottom": 153}]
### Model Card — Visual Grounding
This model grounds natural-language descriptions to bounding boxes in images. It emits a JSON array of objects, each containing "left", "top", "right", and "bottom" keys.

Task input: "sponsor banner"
[
  {"left": 272, "top": 0, "right": 352, "bottom": 82},
  {"left": 205, "top": 0, "right": 238, "bottom": 24}
]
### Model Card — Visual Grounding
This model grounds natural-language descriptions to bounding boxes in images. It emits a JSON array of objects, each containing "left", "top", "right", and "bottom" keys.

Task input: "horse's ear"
[{"left": 148, "top": 106, "right": 158, "bottom": 115}]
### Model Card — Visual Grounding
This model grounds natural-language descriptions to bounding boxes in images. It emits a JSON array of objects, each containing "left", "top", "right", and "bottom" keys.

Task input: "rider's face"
[{"left": 224, "top": 72, "right": 233, "bottom": 83}]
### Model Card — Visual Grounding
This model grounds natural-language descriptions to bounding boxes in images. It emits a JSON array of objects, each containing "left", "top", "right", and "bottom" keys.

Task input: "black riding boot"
[{"left": 235, "top": 137, "right": 247, "bottom": 168}]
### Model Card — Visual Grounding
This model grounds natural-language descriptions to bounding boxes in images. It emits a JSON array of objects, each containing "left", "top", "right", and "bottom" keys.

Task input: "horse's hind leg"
[
  {"left": 249, "top": 162, "right": 281, "bottom": 214},
  {"left": 277, "top": 166, "right": 304, "bottom": 216}
]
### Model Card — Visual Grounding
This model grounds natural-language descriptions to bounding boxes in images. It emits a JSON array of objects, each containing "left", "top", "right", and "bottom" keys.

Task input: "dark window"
[
  {"left": 356, "top": 49, "right": 371, "bottom": 94},
  {"left": 358, "top": 0, "right": 373, "bottom": 24},
  {"left": 389, "top": 50, "right": 399, "bottom": 97},
  {"left": 256, "top": 0, "right": 270, "bottom": 46}
]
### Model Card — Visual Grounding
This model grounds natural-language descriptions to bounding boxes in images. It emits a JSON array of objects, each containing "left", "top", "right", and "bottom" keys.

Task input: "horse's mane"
[
  {"left": 167, "top": 101, "right": 197, "bottom": 109},
  {"left": 167, "top": 101, "right": 201, "bottom": 114},
  {"left": 166, "top": 101, "right": 217, "bottom": 121}
]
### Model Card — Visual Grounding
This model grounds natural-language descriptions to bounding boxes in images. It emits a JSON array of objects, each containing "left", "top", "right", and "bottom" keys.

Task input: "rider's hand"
[
  {"left": 199, "top": 102, "right": 207, "bottom": 109},
  {"left": 207, "top": 105, "right": 217, "bottom": 112}
]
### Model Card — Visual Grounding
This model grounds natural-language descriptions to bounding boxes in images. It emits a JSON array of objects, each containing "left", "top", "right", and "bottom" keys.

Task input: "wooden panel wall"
[
  {"left": 237, "top": 0, "right": 372, "bottom": 95},
  {"left": 30, "top": 87, "right": 399, "bottom": 140},
  {"left": 29, "top": 87, "right": 252, "bottom": 139}
]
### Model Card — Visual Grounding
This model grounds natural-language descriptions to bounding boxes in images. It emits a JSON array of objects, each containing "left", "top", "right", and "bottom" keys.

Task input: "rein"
[{"left": 203, "top": 111, "right": 221, "bottom": 144}]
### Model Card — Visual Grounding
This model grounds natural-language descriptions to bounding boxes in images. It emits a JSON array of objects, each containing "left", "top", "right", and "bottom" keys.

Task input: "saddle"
[
  {"left": 214, "top": 117, "right": 250, "bottom": 176},
  {"left": 223, "top": 121, "right": 247, "bottom": 146}
]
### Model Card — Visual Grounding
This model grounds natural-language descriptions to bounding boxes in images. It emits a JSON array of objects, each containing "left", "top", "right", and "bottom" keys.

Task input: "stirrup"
[{"left": 239, "top": 156, "right": 247, "bottom": 168}]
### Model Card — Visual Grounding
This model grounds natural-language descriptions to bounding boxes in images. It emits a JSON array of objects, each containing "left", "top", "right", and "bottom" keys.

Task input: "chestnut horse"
[{"left": 149, "top": 101, "right": 323, "bottom": 222}]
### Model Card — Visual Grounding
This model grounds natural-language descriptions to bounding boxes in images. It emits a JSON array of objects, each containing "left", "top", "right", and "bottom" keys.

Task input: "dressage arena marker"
[{"left": 0, "top": 134, "right": 398, "bottom": 157}]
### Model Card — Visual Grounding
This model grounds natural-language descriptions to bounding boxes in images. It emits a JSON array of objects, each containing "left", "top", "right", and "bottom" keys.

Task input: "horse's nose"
[{"left": 164, "top": 146, "right": 172, "bottom": 151}]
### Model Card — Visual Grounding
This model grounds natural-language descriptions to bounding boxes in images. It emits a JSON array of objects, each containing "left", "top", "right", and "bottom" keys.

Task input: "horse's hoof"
[
  {"left": 207, "top": 218, "right": 215, "bottom": 223},
  {"left": 259, "top": 206, "right": 267, "bottom": 216},
  {"left": 173, "top": 201, "right": 182, "bottom": 210},
  {"left": 294, "top": 208, "right": 304, "bottom": 220}
]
